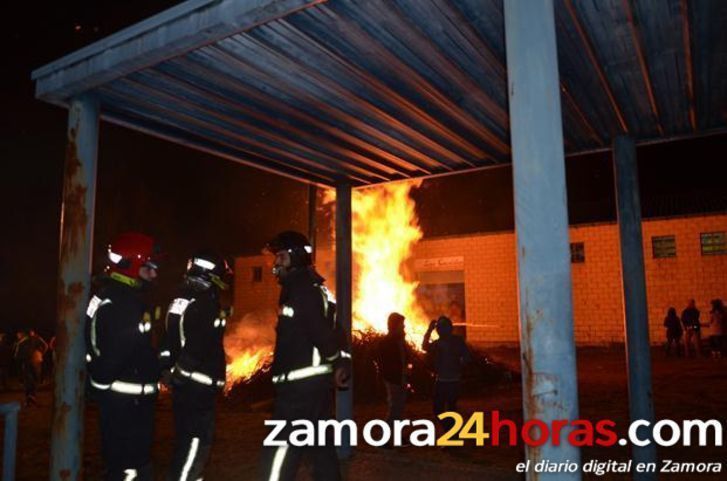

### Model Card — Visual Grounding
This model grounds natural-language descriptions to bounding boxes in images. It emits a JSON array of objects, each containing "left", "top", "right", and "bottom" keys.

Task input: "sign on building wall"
[{"left": 414, "top": 256, "right": 464, "bottom": 271}]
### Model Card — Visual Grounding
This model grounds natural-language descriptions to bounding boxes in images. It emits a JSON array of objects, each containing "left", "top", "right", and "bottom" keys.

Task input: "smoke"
[{"left": 224, "top": 309, "right": 277, "bottom": 357}]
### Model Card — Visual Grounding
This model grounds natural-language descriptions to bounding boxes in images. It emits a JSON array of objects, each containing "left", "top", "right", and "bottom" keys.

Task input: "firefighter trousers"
[
  {"left": 97, "top": 391, "right": 156, "bottom": 481},
  {"left": 168, "top": 382, "right": 217, "bottom": 481},
  {"left": 259, "top": 375, "right": 341, "bottom": 481}
]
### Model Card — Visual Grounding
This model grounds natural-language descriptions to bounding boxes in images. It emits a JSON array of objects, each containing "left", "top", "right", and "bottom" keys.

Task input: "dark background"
[{"left": 2, "top": 1, "right": 726, "bottom": 336}]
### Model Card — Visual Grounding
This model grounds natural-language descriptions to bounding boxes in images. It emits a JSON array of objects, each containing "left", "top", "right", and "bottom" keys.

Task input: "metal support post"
[
  {"left": 50, "top": 94, "right": 100, "bottom": 481},
  {"left": 335, "top": 182, "right": 353, "bottom": 459},
  {"left": 504, "top": 1, "right": 581, "bottom": 478},
  {"left": 1, "top": 402, "right": 20, "bottom": 481},
  {"left": 613, "top": 135, "right": 658, "bottom": 479}
]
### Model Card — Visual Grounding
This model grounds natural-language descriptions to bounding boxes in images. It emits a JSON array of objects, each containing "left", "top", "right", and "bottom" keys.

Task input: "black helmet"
[
  {"left": 266, "top": 231, "right": 313, "bottom": 269},
  {"left": 185, "top": 250, "right": 232, "bottom": 291}
]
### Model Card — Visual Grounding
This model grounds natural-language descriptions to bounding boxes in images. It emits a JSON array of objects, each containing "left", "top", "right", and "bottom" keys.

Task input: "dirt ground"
[{"left": 2, "top": 347, "right": 726, "bottom": 480}]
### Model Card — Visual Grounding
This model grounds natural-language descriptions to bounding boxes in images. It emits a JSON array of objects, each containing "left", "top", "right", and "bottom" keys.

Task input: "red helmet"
[{"left": 107, "top": 232, "right": 159, "bottom": 280}]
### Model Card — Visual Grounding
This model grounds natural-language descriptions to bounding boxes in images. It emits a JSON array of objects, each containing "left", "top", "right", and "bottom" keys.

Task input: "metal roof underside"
[{"left": 33, "top": 0, "right": 727, "bottom": 187}]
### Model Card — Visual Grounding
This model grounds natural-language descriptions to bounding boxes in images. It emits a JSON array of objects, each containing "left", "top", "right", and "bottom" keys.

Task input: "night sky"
[{"left": 2, "top": 1, "right": 726, "bottom": 335}]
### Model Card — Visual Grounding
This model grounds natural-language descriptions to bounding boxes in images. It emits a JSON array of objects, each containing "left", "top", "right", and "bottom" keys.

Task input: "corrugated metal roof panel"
[{"left": 33, "top": 0, "right": 727, "bottom": 187}]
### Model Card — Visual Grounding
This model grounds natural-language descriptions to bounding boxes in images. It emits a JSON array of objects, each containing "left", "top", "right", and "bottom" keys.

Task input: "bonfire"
[{"left": 222, "top": 181, "right": 515, "bottom": 401}]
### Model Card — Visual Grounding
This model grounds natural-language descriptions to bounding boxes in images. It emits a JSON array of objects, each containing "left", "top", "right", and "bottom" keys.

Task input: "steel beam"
[
  {"left": 504, "top": 1, "right": 581, "bottom": 479},
  {"left": 334, "top": 182, "right": 353, "bottom": 459},
  {"left": 51, "top": 94, "right": 100, "bottom": 481},
  {"left": 613, "top": 135, "right": 658, "bottom": 480}
]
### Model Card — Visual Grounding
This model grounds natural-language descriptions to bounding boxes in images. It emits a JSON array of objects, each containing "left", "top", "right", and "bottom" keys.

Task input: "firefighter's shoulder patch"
[
  {"left": 86, "top": 296, "right": 111, "bottom": 318},
  {"left": 169, "top": 298, "right": 191, "bottom": 315}
]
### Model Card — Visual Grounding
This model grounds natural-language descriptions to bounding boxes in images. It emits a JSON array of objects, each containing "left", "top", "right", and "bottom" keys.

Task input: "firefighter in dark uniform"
[
  {"left": 259, "top": 231, "right": 351, "bottom": 481},
  {"left": 160, "top": 251, "right": 231, "bottom": 481},
  {"left": 84, "top": 232, "right": 161, "bottom": 481}
]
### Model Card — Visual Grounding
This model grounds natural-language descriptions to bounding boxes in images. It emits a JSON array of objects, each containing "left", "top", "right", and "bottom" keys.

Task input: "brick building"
[{"left": 234, "top": 213, "right": 727, "bottom": 347}]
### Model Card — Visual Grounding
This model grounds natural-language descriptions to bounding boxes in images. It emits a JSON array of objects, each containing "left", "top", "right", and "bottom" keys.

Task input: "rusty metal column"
[
  {"left": 613, "top": 135, "right": 657, "bottom": 479},
  {"left": 504, "top": 1, "right": 581, "bottom": 479},
  {"left": 335, "top": 182, "right": 353, "bottom": 459},
  {"left": 51, "top": 94, "right": 99, "bottom": 481}
]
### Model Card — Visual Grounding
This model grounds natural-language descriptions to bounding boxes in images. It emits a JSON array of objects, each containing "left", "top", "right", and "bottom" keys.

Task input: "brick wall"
[
  {"left": 233, "top": 250, "right": 337, "bottom": 322},
  {"left": 233, "top": 255, "right": 279, "bottom": 322},
  {"left": 234, "top": 214, "right": 727, "bottom": 347}
]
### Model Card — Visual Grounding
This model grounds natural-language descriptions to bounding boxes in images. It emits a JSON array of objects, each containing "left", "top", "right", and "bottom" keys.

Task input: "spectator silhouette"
[
  {"left": 377, "top": 312, "right": 409, "bottom": 444},
  {"left": 422, "top": 316, "right": 471, "bottom": 432},
  {"left": 708, "top": 299, "right": 725, "bottom": 359},
  {"left": 663, "top": 307, "right": 683, "bottom": 357},
  {"left": 681, "top": 299, "right": 703, "bottom": 358}
]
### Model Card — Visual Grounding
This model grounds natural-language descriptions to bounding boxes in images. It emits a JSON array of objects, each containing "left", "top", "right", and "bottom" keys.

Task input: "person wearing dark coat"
[
  {"left": 682, "top": 299, "right": 703, "bottom": 357},
  {"left": 708, "top": 299, "right": 726, "bottom": 359},
  {"left": 663, "top": 307, "right": 683, "bottom": 357},
  {"left": 85, "top": 232, "right": 161, "bottom": 481},
  {"left": 160, "top": 251, "right": 231, "bottom": 481},
  {"left": 377, "top": 312, "right": 409, "bottom": 434},
  {"left": 422, "top": 316, "right": 471, "bottom": 431},
  {"left": 259, "top": 231, "right": 351, "bottom": 481},
  {"left": 13, "top": 329, "right": 47, "bottom": 406}
]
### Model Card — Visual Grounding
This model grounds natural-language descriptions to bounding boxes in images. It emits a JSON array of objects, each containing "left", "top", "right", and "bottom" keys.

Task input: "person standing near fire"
[
  {"left": 682, "top": 299, "right": 703, "bottom": 357},
  {"left": 160, "top": 250, "right": 231, "bottom": 481},
  {"left": 422, "top": 316, "right": 471, "bottom": 432},
  {"left": 14, "top": 329, "right": 48, "bottom": 406},
  {"left": 377, "top": 312, "right": 410, "bottom": 437},
  {"left": 84, "top": 232, "right": 161, "bottom": 480},
  {"left": 708, "top": 299, "right": 726, "bottom": 359},
  {"left": 259, "top": 231, "right": 351, "bottom": 481}
]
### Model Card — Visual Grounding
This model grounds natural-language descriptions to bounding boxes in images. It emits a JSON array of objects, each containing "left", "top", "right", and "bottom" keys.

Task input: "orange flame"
[
  {"left": 223, "top": 311, "right": 275, "bottom": 393},
  {"left": 224, "top": 348, "right": 271, "bottom": 393},
  {"left": 325, "top": 180, "right": 430, "bottom": 345}
]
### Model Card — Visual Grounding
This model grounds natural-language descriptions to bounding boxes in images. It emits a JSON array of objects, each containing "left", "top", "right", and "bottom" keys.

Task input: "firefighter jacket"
[
  {"left": 271, "top": 267, "right": 351, "bottom": 385},
  {"left": 84, "top": 279, "right": 159, "bottom": 396},
  {"left": 160, "top": 287, "right": 227, "bottom": 389}
]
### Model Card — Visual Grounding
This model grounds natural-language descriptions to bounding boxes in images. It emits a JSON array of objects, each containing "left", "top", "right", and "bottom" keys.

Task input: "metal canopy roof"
[{"left": 33, "top": 0, "right": 727, "bottom": 187}]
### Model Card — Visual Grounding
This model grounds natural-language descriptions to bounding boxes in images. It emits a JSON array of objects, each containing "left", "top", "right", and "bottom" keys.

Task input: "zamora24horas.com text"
[{"left": 264, "top": 411, "right": 725, "bottom": 449}]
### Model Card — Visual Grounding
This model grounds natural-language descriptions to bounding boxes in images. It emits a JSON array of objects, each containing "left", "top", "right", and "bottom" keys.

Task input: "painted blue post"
[
  {"left": 504, "top": 1, "right": 581, "bottom": 479},
  {"left": 613, "top": 135, "right": 657, "bottom": 480},
  {"left": 335, "top": 182, "right": 353, "bottom": 459},
  {"left": 1, "top": 402, "right": 20, "bottom": 481},
  {"left": 51, "top": 94, "right": 99, "bottom": 481}
]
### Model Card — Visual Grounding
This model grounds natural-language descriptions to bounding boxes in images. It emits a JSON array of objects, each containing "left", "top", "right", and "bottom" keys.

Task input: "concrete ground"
[{"left": 2, "top": 347, "right": 726, "bottom": 480}]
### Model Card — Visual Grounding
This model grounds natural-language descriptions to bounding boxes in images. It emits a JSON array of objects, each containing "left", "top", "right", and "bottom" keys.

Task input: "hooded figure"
[{"left": 422, "top": 316, "right": 471, "bottom": 431}]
